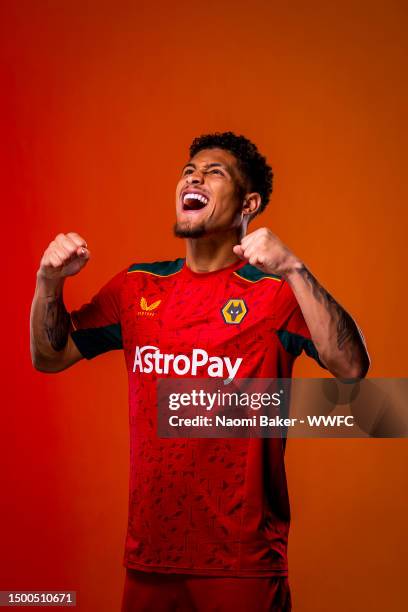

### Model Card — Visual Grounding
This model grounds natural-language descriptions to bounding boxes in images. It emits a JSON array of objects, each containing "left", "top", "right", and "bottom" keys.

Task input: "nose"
[{"left": 186, "top": 169, "right": 204, "bottom": 184}]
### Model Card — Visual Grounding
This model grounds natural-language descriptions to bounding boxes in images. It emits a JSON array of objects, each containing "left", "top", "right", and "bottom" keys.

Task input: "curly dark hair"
[{"left": 189, "top": 131, "right": 273, "bottom": 215}]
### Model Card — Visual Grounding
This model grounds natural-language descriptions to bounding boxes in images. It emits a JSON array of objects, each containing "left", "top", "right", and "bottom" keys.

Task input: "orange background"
[{"left": 1, "top": 1, "right": 407, "bottom": 610}]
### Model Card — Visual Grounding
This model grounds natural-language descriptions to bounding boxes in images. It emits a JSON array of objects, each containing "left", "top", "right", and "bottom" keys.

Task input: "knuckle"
[{"left": 67, "top": 231, "right": 87, "bottom": 247}]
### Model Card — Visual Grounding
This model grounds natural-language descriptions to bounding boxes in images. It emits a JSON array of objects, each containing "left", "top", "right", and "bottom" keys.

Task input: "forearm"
[
  {"left": 30, "top": 273, "right": 71, "bottom": 371},
  {"left": 284, "top": 263, "right": 370, "bottom": 378},
  {"left": 234, "top": 227, "right": 370, "bottom": 378}
]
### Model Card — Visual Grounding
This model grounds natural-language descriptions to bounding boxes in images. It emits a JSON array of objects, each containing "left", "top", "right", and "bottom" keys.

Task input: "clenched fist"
[
  {"left": 233, "top": 227, "right": 302, "bottom": 278},
  {"left": 38, "top": 232, "right": 90, "bottom": 281}
]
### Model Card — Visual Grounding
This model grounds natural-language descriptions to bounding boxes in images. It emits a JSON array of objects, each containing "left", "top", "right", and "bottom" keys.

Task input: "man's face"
[{"left": 174, "top": 148, "right": 247, "bottom": 238}]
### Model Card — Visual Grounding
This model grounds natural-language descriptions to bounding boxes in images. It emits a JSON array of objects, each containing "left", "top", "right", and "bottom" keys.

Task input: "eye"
[
  {"left": 183, "top": 168, "right": 193, "bottom": 175},
  {"left": 210, "top": 169, "right": 223, "bottom": 175}
]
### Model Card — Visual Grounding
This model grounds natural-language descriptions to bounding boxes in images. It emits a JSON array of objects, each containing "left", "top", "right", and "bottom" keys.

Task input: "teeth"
[{"left": 183, "top": 193, "right": 208, "bottom": 205}]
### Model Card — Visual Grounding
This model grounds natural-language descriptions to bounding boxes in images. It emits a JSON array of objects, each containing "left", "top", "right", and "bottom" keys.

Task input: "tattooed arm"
[
  {"left": 30, "top": 275, "right": 83, "bottom": 372},
  {"left": 284, "top": 264, "right": 370, "bottom": 378},
  {"left": 30, "top": 232, "right": 90, "bottom": 373},
  {"left": 234, "top": 227, "right": 370, "bottom": 378}
]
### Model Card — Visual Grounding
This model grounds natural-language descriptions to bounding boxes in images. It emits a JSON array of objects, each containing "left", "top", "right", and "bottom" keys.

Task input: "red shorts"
[{"left": 121, "top": 569, "right": 291, "bottom": 611}]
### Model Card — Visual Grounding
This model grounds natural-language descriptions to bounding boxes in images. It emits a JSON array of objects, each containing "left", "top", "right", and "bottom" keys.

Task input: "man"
[{"left": 30, "top": 132, "right": 369, "bottom": 611}]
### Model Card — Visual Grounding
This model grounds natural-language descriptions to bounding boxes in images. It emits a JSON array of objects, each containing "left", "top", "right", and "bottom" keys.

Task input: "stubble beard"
[{"left": 173, "top": 220, "right": 208, "bottom": 238}]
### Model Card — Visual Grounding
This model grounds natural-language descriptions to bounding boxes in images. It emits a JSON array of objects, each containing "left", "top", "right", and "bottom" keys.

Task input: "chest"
[{"left": 121, "top": 273, "right": 281, "bottom": 357}]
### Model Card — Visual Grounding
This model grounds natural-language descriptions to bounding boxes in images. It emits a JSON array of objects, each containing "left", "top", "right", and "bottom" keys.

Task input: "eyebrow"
[{"left": 182, "top": 161, "right": 232, "bottom": 174}]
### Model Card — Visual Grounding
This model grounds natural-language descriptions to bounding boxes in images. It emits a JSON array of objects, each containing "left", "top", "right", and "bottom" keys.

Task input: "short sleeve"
[
  {"left": 70, "top": 266, "right": 128, "bottom": 360},
  {"left": 273, "top": 280, "right": 327, "bottom": 369}
]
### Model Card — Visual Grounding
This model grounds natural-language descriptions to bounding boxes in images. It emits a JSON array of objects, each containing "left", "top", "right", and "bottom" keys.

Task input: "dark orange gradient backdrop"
[{"left": 1, "top": 2, "right": 407, "bottom": 610}]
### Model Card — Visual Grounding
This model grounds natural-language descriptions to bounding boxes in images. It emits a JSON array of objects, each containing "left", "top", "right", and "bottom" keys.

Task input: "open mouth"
[{"left": 182, "top": 192, "right": 209, "bottom": 211}]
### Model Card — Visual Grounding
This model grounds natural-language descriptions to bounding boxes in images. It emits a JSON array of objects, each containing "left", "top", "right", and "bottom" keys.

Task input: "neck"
[{"left": 185, "top": 229, "right": 242, "bottom": 273}]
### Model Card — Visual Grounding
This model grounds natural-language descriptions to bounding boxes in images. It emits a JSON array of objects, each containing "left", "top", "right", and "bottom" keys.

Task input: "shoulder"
[
  {"left": 233, "top": 264, "right": 297, "bottom": 310},
  {"left": 234, "top": 263, "right": 282, "bottom": 284},
  {"left": 126, "top": 258, "right": 185, "bottom": 278}
]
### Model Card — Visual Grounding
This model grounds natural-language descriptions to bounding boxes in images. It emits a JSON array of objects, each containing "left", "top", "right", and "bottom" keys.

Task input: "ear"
[{"left": 242, "top": 192, "right": 262, "bottom": 217}]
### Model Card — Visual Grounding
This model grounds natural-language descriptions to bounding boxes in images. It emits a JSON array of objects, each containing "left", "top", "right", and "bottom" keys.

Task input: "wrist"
[
  {"left": 35, "top": 271, "right": 65, "bottom": 299},
  {"left": 281, "top": 256, "right": 305, "bottom": 281}
]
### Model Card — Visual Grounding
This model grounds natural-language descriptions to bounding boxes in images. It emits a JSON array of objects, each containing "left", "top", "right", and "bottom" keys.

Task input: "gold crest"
[{"left": 221, "top": 299, "right": 247, "bottom": 324}]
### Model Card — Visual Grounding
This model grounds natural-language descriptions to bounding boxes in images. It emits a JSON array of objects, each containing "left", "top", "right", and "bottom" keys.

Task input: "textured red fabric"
[{"left": 70, "top": 259, "right": 321, "bottom": 576}]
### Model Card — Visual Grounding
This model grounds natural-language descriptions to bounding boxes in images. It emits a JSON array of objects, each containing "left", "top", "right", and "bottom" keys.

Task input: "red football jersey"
[{"left": 70, "top": 258, "right": 323, "bottom": 577}]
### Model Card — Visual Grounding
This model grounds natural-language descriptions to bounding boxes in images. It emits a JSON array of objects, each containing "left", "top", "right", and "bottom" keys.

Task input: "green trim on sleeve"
[
  {"left": 127, "top": 259, "right": 184, "bottom": 277},
  {"left": 71, "top": 323, "right": 123, "bottom": 360},
  {"left": 234, "top": 263, "right": 282, "bottom": 283}
]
